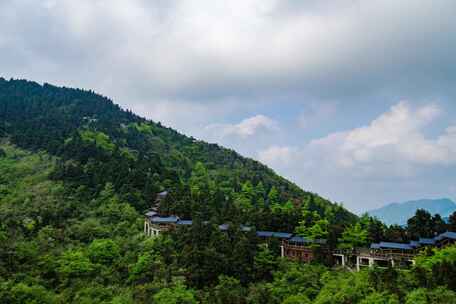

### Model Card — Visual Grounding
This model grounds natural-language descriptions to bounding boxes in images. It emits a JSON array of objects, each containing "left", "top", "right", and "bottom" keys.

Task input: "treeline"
[{"left": 334, "top": 209, "right": 456, "bottom": 249}]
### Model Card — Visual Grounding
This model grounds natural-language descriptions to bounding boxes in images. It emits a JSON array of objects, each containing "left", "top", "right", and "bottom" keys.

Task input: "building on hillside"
[
  {"left": 333, "top": 231, "right": 456, "bottom": 270},
  {"left": 143, "top": 204, "right": 456, "bottom": 269},
  {"left": 281, "top": 236, "right": 327, "bottom": 263},
  {"left": 434, "top": 231, "right": 456, "bottom": 247},
  {"left": 144, "top": 213, "right": 180, "bottom": 237}
]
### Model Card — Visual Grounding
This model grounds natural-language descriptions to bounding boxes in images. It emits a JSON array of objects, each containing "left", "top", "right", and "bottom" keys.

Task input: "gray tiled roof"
[
  {"left": 150, "top": 215, "right": 179, "bottom": 224},
  {"left": 145, "top": 211, "right": 158, "bottom": 217},
  {"left": 273, "top": 232, "right": 293, "bottom": 239},
  {"left": 436, "top": 231, "right": 456, "bottom": 240},
  {"left": 377, "top": 242, "right": 414, "bottom": 250},
  {"left": 419, "top": 238, "right": 436, "bottom": 245},
  {"left": 256, "top": 231, "right": 274, "bottom": 237}
]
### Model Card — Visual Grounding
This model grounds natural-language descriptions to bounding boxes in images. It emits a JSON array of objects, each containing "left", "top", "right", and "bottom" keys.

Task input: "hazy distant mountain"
[{"left": 368, "top": 198, "right": 456, "bottom": 226}]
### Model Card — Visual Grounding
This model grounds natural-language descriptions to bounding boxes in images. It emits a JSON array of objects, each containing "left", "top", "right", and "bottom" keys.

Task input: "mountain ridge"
[{"left": 368, "top": 198, "right": 456, "bottom": 226}]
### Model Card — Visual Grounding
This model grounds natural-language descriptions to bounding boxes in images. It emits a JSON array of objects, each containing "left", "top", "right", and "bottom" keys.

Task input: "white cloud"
[
  {"left": 257, "top": 101, "right": 456, "bottom": 212},
  {"left": 205, "top": 114, "right": 279, "bottom": 139},
  {"left": 258, "top": 145, "right": 296, "bottom": 166},
  {"left": 261, "top": 101, "right": 456, "bottom": 178},
  {"left": 2, "top": 0, "right": 456, "bottom": 103},
  {"left": 312, "top": 102, "right": 454, "bottom": 170}
]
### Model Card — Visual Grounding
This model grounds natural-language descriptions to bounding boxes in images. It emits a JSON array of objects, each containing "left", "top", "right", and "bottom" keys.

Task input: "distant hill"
[{"left": 368, "top": 198, "right": 456, "bottom": 226}]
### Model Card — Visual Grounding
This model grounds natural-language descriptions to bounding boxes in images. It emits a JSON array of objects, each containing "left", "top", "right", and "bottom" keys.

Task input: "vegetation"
[{"left": 1, "top": 78, "right": 456, "bottom": 303}]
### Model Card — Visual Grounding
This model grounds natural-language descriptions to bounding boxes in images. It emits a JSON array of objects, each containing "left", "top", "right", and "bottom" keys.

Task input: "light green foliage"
[
  {"left": 80, "top": 130, "right": 115, "bottom": 151},
  {"left": 314, "top": 270, "right": 371, "bottom": 304},
  {"left": 360, "top": 292, "right": 399, "bottom": 304},
  {"left": 120, "top": 147, "right": 137, "bottom": 161},
  {"left": 282, "top": 294, "right": 311, "bottom": 304},
  {"left": 271, "top": 201, "right": 294, "bottom": 215},
  {"left": 405, "top": 287, "right": 456, "bottom": 304},
  {"left": 129, "top": 253, "right": 154, "bottom": 283},
  {"left": 270, "top": 263, "right": 326, "bottom": 301},
  {"left": 254, "top": 182, "right": 266, "bottom": 207},
  {"left": 295, "top": 209, "right": 329, "bottom": 240},
  {"left": 8, "top": 283, "right": 57, "bottom": 304},
  {"left": 235, "top": 181, "right": 255, "bottom": 213},
  {"left": 268, "top": 186, "right": 280, "bottom": 205},
  {"left": 189, "top": 162, "right": 214, "bottom": 200},
  {"left": 132, "top": 122, "right": 153, "bottom": 134},
  {"left": 153, "top": 282, "right": 197, "bottom": 304},
  {"left": 88, "top": 239, "right": 120, "bottom": 264},
  {"left": 58, "top": 249, "right": 94, "bottom": 278},
  {"left": 415, "top": 244, "right": 456, "bottom": 269},
  {"left": 339, "top": 223, "right": 369, "bottom": 249},
  {"left": 110, "top": 291, "right": 135, "bottom": 304}
]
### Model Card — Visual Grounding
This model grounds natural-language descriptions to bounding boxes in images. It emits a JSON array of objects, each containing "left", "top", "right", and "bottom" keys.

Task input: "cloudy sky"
[{"left": 2, "top": 0, "right": 456, "bottom": 213}]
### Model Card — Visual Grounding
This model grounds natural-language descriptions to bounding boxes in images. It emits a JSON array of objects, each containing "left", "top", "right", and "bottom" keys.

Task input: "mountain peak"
[{"left": 368, "top": 198, "right": 456, "bottom": 225}]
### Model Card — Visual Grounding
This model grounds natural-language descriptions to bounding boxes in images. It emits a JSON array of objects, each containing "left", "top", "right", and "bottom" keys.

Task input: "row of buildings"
[
  {"left": 144, "top": 192, "right": 456, "bottom": 269},
  {"left": 144, "top": 210, "right": 456, "bottom": 269}
]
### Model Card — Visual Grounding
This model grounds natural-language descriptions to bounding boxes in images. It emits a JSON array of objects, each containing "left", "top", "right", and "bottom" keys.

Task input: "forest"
[{"left": 1, "top": 78, "right": 456, "bottom": 303}]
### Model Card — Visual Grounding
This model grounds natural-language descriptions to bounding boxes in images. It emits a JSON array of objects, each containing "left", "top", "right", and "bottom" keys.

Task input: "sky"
[{"left": 1, "top": 0, "right": 456, "bottom": 213}]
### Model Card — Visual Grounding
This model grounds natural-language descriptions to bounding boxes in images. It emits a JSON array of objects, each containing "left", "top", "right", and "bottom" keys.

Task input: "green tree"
[
  {"left": 153, "top": 282, "right": 197, "bottom": 304},
  {"left": 88, "top": 239, "right": 120, "bottom": 264},
  {"left": 213, "top": 275, "right": 246, "bottom": 304},
  {"left": 268, "top": 186, "right": 280, "bottom": 205},
  {"left": 254, "top": 244, "right": 278, "bottom": 281},
  {"left": 360, "top": 292, "right": 399, "bottom": 304},
  {"left": 407, "top": 209, "right": 434, "bottom": 239},
  {"left": 254, "top": 182, "right": 266, "bottom": 207},
  {"left": 431, "top": 214, "right": 447, "bottom": 234},
  {"left": 282, "top": 294, "right": 311, "bottom": 304},
  {"left": 57, "top": 249, "right": 94, "bottom": 280},
  {"left": 339, "top": 223, "right": 368, "bottom": 249},
  {"left": 270, "top": 263, "right": 325, "bottom": 301},
  {"left": 405, "top": 287, "right": 456, "bottom": 304},
  {"left": 449, "top": 211, "right": 456, "bottom": 232},
  {"left": 9, "top": 283, "right": 57, "bottom": 304},
  {"left": 314, "top": 271, "right": 371, "bottom": 304}
]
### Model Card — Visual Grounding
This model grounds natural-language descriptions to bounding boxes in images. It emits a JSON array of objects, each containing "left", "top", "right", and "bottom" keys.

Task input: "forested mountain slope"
[
  {"left": 3, "top": 79, "right": 456, "bottom": 303},
  {"left": 0, "top": 78, "right": 355, "bottom": 229}
]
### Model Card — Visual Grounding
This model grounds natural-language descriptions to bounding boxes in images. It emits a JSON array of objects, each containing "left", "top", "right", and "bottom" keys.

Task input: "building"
[
  {"left": 144, "top": 213, "right": 180, "bottom": 237},
  {"left": 143, "top": 205, "right": 456, "bottom": 269},
  {"left": 143, "top": 210, "right": 323, "bottom": 263},
  {"left": 333, "top": 231, "right": 456, "bottom": 270},
  {"left": 281, "top": 236, "right": 327, "bottom": 263}
]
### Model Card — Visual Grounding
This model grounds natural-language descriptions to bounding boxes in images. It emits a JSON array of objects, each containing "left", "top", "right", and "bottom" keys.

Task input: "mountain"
[
  {"left": 0, "top": 78, "right": 358, "bottom": 301},
  {"left": 368, "top": 198, "right": 456, "bottom": 226},
  {"left": 0, "top": 78, "right": 355, "bottom": 229}
]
